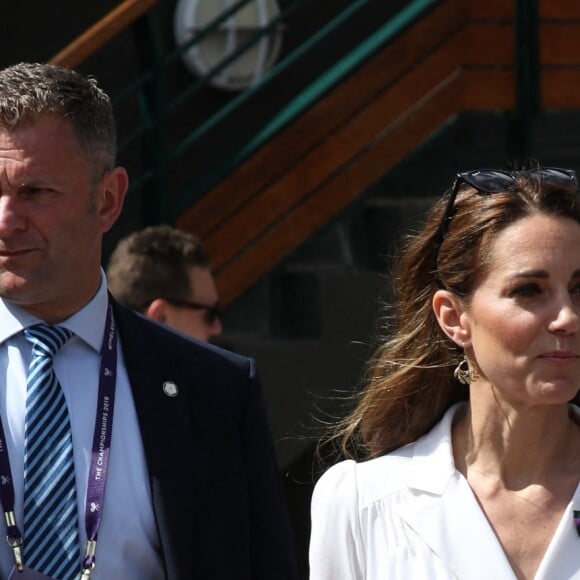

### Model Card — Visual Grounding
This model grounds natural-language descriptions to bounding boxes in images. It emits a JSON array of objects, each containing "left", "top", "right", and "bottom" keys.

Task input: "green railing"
[{"left": 113, "top": 0, "right": 440, "bottom": 224}]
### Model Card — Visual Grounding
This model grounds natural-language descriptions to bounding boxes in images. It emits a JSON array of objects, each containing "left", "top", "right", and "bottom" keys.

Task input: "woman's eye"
[{"left": 510, "top": 283, "right": 541, "bottom": 297}]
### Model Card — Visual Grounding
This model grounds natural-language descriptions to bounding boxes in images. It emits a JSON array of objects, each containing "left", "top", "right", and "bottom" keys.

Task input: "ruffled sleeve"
[{"left": 309, "top": 460, "right": 365, "bottom": 579}]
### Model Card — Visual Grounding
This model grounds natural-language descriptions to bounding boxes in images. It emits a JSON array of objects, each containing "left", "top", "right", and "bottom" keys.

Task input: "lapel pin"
[{"left": 162, "top": 381, "right": 179, "bottom": 397}]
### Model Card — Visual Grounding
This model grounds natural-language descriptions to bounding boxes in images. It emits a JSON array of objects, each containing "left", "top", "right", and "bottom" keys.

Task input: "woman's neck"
[{"left": 452, "top": 398, "right": 580, "bottom": 487}]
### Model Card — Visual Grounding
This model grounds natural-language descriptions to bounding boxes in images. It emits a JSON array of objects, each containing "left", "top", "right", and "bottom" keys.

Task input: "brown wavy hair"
[{"left": 326, "top": 168, "right": 580, "bottom": 461}]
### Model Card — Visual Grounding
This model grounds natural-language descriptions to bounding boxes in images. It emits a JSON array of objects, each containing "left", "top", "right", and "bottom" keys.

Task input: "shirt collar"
[
  {"left": 405, "top": 402, "right": 463, "bottom": 494},
  {"left": 0, "top": 269, "right": 109, "bottom": 353},
  {"left": 407, "top": 402, "right": 580, "bottom": 496}
]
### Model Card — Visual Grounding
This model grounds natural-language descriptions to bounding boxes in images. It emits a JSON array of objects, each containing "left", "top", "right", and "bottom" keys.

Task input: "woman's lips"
[{"left": 538, "top": 351, "right": 579, "bottom": 366}]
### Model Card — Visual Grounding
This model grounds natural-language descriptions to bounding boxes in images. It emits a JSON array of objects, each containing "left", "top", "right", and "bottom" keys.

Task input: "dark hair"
[
  {"left": 106, "top": 225, "right": 211, "bottom": 312},
  {"left": 327, "top": 169, "right": 580, "bottom": 461},
  {"left": 0, "top": 62, "right": 116, "bottom": 174}
]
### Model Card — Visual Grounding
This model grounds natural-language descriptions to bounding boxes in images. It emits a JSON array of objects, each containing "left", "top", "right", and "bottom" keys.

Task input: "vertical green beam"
[
  {"left": 508, "top": 0, "right": 539, "bottom": 162},
  {"left": 133, "top": 11, "right": 167, "bottom": 225}
]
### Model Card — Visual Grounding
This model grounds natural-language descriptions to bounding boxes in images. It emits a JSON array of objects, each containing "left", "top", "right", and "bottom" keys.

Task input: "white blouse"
[{"left": 310, "top": 404, "right": 580, "bottom": 579}]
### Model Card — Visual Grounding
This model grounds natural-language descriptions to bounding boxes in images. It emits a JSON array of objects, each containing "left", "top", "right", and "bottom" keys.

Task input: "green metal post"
[
  {"left": 133, "top": 11, "right": 167, "bottom": 225},
  {"left": 508, "top": 0, "right": 539, "bottom": 163}
]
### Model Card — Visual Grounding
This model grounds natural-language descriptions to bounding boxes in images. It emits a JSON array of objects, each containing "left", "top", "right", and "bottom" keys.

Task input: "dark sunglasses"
[
  {"left": 432, "top": 167, "right": 577, "bottom": 277},
  {"left": 164, "top": 298, "right": 221, "bottom": 325}
]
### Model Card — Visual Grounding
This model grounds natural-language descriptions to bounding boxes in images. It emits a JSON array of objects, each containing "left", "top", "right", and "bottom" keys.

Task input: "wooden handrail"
[
  {"left": 176, "top": 0, "right": 519, "bottom": 306},
  {"left": 49, "top": 0, "right": 162, "bottom": 68}
]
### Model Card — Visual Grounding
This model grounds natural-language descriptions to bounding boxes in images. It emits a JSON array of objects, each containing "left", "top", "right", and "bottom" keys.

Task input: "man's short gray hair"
[{"left": 0, "top": 62, "right": 117, "bottom": 173}]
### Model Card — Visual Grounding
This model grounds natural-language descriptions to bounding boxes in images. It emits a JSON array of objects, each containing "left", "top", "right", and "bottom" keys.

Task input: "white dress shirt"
[
  {"left": 0, "top": 274, "right": 164, "bottom": 579},
  {"left": 310, "top": 403, "right": 580, "bottom": 580}
]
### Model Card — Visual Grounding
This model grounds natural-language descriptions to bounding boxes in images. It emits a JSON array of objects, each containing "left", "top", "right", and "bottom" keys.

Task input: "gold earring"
[{"left": 454, "top": 355, "right": 472, "bottom": 385}]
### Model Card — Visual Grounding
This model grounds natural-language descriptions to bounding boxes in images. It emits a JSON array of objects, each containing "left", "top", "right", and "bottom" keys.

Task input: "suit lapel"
[
  {"left": 112, "top": 300, "right": 194, "bottom": 580},
  {"left": 534, "top": 483, "right": 580, "bottom": 580},
  {"left": 394, "top": 405, "right": 516, "bottom": 579}
]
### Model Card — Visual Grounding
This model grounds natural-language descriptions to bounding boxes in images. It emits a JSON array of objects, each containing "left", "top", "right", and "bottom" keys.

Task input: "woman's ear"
[{"left": 432, "top": 289, "right": 471, "bottom": 347}]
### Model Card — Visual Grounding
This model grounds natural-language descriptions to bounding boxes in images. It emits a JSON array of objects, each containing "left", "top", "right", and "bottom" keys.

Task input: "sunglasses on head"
[
  {"left": 432, "top": 167, "right": 577, "bottom": 278},
  {"left": 163, "top": 298, "right": 221, "bottom": 325}
]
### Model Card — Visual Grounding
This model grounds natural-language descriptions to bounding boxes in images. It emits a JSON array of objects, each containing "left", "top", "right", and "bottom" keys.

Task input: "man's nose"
[
  {"left": 0, "top": 195, "right": 27, "bottom": 235},
  {"left": 210, "top": 316, "right": 223, "bottom": 338}
]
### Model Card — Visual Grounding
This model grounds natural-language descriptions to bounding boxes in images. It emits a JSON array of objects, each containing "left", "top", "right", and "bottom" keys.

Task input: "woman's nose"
[{"left": 548, "top": 299, "right": 580, "bottom": 334}]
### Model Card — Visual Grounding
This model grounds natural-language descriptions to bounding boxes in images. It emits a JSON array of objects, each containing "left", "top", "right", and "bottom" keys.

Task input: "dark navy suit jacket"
[{"left": 112, "top": 299, "right": 298, "bottom": 579}]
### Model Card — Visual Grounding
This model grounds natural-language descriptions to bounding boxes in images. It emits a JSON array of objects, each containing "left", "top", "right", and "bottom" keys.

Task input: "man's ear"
[
  {"left": 432, "top": 289, "right": 471, "bottom": 347},
  {"left": 145, "top": 299, "right": 168, "bottom": 323},
  {"left": 98, "top": 166, "right": 129, "bottom": 233}
]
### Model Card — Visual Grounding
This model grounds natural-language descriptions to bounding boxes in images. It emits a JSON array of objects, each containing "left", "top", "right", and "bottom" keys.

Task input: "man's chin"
[{"left": 0, "top": 275, "right": 36, "bottom": 303}]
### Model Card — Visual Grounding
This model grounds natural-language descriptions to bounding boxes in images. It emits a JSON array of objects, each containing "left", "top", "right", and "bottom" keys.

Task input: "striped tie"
[{"left": 23, "top": 325, "right": 80, "bottom": 580}]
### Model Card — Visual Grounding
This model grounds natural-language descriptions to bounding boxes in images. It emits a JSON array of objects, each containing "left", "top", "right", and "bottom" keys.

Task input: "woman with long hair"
[{"left": 310, "top": 167, "right": 580, "bottom": 579}]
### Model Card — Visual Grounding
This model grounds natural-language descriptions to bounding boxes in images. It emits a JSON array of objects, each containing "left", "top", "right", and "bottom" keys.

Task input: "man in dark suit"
[{"left": 0, "top": 62, "right": 297, "bottom": 579}]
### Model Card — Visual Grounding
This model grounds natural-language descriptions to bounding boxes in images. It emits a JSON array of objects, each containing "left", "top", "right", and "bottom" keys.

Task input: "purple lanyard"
[
  {"left": 0, "top": 404, "right": 22, "bottom": 570},
  {"left": 0, "top": 303, "right": 118, "bottom": 577},
  {"left": 81, "top": 303, "right": 117, "bottom": 577}
]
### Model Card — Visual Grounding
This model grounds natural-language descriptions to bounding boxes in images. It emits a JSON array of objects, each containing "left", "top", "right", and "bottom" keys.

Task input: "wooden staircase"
[
  {"left": 45, "top": 0, "right": 580, "bottom": 309},
  {"left": 177, "top": 0, "right": 580, "bottom": 306}
]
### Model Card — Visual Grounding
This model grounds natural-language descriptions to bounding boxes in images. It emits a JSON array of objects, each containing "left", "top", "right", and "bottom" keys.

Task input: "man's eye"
[{"left": 21, "top": 187, "right": 53, "bottom": 197}]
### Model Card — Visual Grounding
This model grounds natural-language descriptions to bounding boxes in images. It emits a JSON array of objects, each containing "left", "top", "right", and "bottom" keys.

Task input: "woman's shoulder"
[
  {"left": 314, "top": 404, "right": 464, "bottom": 508},
  {"left": 314, "top": 445, "right": 416, "bottom": 510}
]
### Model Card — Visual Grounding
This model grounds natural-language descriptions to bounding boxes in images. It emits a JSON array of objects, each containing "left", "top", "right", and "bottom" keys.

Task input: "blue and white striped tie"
[{"left": 23, "top": 325, "right": 80, "bottom": 580}]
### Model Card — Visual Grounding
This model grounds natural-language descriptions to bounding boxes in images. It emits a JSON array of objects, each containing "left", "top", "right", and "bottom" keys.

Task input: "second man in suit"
[{"left": 107, "top": 224, "right": 222, "bottom": 343}]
